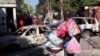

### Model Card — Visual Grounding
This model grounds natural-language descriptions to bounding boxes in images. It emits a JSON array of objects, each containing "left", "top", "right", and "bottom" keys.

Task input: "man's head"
[{"left": 63, "top": 10, "right": 71, "bottom": 20}]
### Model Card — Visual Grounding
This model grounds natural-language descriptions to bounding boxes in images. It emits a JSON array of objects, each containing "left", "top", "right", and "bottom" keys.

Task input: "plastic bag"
[
  {"left": 56, "top": 21, "right": 67, "bottom": 39},
  {"left": 56, "top": 29, "right": 66, "bottom": 39},
  {"left": 48, "top": 30, "right": 63, "bottom": 47},
  {"left": 66, "top": 19, "right": 80, "bottom": 36},
  {"left": 45, "top": 41, "right": 62, "bottom": 53},
  {"left": 66, "top": 37, "right": 81, "bottom": 54},
  {"left": 45, "top": 41, "right": 57, "bottom": 48}
]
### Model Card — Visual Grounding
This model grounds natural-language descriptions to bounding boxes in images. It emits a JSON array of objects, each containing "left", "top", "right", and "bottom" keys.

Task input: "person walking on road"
[
  {"left": 59, "top": 10, "right": 75, "bottom": 56},
  {"left": 63, "top": 10, "right": 81, "bottom": 56},
  {"left": 44, "top": 10, "right": 80, "bottom": 56},
  {"left": 56, "top": 10, "right": 80, "bottom": 56}
]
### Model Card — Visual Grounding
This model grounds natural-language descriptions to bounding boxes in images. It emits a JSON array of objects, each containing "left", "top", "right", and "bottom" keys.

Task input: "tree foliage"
[
  {"left": 36, "top": 0, "right": 98, "bottom": 15},
  {"left": 74, "top": 0, "right": 98, "bottom": 7},
  {"left": 20, "top": 0, "right": 34, "bottom": 14},
  {"left": 49, "top": 0, "right": 78, "bottom": 12}
]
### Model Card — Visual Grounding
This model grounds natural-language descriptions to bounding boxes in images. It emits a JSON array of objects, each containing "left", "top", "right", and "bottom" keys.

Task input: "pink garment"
[
  {"left": 20, "top": 20, "right": 24, "bottom": 27},
  {"left": 56, "top": 21, "right": 67, "bottom": 39},
  {"left": 56, "top": 18, "right": 80, "bottom": 39},
  {"left": 34, "top": 18, "right": 41, "bottom": 25},
  {"left": 66, "top": 19, "right": 80, "bottom": 36}
]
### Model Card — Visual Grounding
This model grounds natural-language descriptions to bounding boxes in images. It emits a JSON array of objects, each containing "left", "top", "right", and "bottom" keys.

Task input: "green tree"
[
  {"left": 73, "top": 0, "right": 99, "bottom": 8},
  {"left": 48, "top": 0, "right": 77, "bottom": 12},
  {"left": 20, "top": 0, "right": 34, "bottom": 14},
  {"left": 36, "top": 0, "right": 98, "bottom": 17}
]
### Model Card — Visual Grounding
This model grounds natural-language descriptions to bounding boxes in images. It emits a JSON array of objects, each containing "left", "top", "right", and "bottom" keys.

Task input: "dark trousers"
[{"left": 64, "top": 48, "right": 74, "bottom": 56}]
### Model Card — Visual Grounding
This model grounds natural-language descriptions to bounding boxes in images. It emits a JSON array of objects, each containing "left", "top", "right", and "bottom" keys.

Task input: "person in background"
[
  {"left": 33, "top": 17, "right": 41, "bottom": 25},
  {"left": 20, "top": 19, "right": 24, "bottom": 31},
  {"left": 20, "top": 19, "right": 24, "bottom": 27}
]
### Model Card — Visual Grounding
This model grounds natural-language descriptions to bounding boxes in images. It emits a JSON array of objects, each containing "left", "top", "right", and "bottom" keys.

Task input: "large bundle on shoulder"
[
  {"left": 66, "top": 19, "right": 80, "bottom": 36},
  {"left": 45, "top": 30, "right": 63, "bottom": 53},
  {"left": 56, "top": 18, "right": 80, "bottom": 39}
]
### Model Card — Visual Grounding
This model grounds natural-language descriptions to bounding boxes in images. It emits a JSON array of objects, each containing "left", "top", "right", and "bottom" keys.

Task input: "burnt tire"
[{"left": 82, "top": 30, "right": 92, "bottom": 41}]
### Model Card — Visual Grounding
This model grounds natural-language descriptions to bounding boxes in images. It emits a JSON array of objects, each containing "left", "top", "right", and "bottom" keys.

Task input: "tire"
[{"left": 82, "top": 30, "right": 92, "bottom": 41}]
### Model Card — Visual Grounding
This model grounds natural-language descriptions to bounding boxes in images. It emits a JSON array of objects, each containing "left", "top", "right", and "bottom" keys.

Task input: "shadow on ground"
[{"left": 0, "top": 47, "right": 49, "bottom": 56}]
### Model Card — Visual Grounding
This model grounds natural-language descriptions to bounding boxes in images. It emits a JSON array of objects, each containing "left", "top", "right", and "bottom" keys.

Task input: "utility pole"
[
  {"left": 47, "top": 0, "right": 52, "bottom": 24},
  {"left": 27, "top": 0, "right": 30, "bottom": 13},
  {"left": 61, "top": 0, "right": 64, "bottom": 21},
  {"left": 47, "top": 0, "right": 50, "bottom": 13}
]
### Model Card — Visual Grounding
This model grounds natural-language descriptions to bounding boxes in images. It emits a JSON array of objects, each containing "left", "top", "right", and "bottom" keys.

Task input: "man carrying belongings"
[{"left": 44, "top": 10, "right": 81, "bottom": 56}]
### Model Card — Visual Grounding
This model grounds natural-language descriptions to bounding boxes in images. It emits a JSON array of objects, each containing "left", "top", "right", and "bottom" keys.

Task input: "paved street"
[
  {"left": 0, "top": 36, "right": 100, "bottom": 56},
  {"left": 0, "top": 0, "right": 100, "bottom": 56},
  {"left": 77, "top": 36, "right": 100, "bottom": 56}
]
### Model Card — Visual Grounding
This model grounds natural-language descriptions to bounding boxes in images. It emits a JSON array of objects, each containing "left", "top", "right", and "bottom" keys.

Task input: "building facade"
[{"left": 0, "top": 0, "right": 20, "bottom": 33}]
